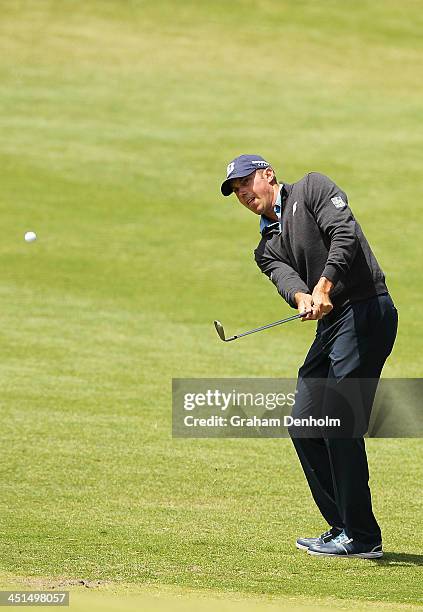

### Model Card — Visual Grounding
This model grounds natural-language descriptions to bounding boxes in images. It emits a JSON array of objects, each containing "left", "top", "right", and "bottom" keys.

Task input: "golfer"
[{"left": 220, "top": 154, "right": 398, "bottom": 559}]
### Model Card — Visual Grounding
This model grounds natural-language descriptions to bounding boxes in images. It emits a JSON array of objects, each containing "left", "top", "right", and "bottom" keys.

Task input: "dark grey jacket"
[{"left": 254, "top": 172, "right": 388, "bottom": 309}]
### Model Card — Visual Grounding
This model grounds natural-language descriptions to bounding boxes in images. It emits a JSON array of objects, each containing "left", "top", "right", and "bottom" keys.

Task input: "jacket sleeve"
[
  {"left": 305, "top": 172, "right": 359, "bottom": 285},
  {"left": 255, "top": 234, "right": 311, "bottom": 309}
]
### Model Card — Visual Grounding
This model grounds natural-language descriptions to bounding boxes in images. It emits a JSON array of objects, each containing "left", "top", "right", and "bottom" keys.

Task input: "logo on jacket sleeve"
[{"left": 331, "top": 196, "right": 347, "bottom": 209}]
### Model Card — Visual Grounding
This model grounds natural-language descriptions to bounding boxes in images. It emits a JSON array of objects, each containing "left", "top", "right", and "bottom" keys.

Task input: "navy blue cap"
[{"left": 221, "top": 154, "right": 270, "bottom": 196}]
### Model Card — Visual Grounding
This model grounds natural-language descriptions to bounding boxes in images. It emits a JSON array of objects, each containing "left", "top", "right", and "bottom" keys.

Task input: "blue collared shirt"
[{"left": 259, "top": 185, "right": 283, "bottom": 234}]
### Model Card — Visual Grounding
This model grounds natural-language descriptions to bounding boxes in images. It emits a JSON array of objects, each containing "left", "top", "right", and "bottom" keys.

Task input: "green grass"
[{"left": 0, "top": 1, "right": 422, "bottom": 609}]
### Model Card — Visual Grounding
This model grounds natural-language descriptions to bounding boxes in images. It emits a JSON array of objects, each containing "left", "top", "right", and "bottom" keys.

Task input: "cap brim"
[
  {"left": 220, "top": 178, "right": 234, "bottom": 196},
  {"left": 220, "top": 170, "right": 256, "bottom": 197}
]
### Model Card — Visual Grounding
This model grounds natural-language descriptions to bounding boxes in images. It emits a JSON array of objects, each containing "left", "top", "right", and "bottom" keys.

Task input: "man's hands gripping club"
[{"left": 295, "top": 277, "right": 334, "bottom": 321}]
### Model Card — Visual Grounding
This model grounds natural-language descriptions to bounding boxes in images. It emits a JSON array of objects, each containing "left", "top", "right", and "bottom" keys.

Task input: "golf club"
[{"left": 213, "top": 311, "right": 311, "bottom": 342}]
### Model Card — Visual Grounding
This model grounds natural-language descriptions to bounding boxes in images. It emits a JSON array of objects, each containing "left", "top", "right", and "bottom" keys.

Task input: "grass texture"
[{"left": 0, "top": 1, "right": 422, "bottom": 609}]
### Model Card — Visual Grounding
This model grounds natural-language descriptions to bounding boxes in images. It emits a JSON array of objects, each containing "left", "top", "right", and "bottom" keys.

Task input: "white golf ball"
[{"left": 24, "top": 231, "right": 37, "bottom": 242}]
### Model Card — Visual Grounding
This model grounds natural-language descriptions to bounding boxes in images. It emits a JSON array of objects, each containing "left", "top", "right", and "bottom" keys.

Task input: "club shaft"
[{"left": 230, "top": 312, "right": 306, "bottom": 340}]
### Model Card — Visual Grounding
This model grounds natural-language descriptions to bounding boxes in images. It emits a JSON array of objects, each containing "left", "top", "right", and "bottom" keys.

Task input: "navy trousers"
[{"left": 289, "top": 293, "right": 398, "bottom": 544}]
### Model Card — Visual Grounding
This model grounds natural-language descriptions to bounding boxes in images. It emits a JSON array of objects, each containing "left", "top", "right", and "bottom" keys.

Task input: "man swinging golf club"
[{"left": 220, "top": 154, "right": 398, "bottom": 559}]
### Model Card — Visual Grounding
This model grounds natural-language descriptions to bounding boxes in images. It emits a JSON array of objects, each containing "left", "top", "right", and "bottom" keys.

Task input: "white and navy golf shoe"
[
  {"left": 307, "top": 530, "right": 383, "bottom": 559},
  {"left": 296, "top": 526, "right": 343, "bottom": 551}
]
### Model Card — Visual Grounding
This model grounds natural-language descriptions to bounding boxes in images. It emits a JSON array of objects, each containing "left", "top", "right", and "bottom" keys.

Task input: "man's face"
[{"left": 231, "top": 168, "right": 277, "bottom": 218}]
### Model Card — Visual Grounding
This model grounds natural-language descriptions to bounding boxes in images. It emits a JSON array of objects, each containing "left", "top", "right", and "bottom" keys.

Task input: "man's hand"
[
  {"left": 294, "top": 292, "right": 314, "bottom": 321},
  {"left": 311, "top": 277, "right": 333, "bottom": 319},
  {"left": 295, "top": 277, "right": 334, "bottom": 321}
]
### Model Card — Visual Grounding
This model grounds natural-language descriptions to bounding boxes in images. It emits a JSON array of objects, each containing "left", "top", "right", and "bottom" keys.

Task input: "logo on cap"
[
  {"left": 251, "top": 160, "right": 269, "bottom": 167},
  {"left": 226, "top": 162, "right": 235, "bottom": 177}
]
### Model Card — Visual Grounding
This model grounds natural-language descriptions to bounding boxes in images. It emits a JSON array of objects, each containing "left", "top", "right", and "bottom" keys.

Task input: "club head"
[{"left": 213, "top": 320, "right": 226, "bottom": 341}]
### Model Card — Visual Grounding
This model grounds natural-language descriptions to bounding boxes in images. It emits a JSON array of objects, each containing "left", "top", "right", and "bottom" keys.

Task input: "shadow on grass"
[{"left": 376, "top": 552, "right": 423, "bottom": 566}]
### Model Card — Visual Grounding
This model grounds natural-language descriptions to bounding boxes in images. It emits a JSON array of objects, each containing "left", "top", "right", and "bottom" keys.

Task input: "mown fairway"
[{"left": 0, "top": 1, "right": 422, "bottom": 609}]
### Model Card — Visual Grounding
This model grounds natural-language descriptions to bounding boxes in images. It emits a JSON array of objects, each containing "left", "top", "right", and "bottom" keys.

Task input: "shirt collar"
[{"left": 260, "top": 184, "right": 283, "bottom": 235}]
